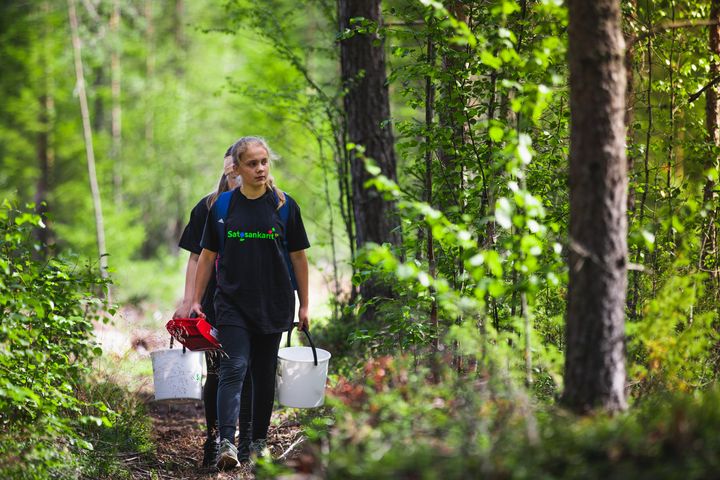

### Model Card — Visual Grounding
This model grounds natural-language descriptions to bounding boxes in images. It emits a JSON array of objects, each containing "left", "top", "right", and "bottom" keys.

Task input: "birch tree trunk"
[
  {"left": 68, "top": 0, "right": 108, "bottom": 279},
  {"left": 562, "top": 0, "right": 628, "bottom": 413}
]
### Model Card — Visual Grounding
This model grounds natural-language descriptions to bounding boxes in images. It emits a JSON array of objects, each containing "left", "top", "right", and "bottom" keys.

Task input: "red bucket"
[{"left": 165, "top": 317, "right": 221, "bottom": 351}]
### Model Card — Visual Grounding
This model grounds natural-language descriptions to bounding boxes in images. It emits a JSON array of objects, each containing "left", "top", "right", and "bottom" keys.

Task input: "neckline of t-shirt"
[{"left": 236, "top": 187, "right": 270, "bottom": 202}]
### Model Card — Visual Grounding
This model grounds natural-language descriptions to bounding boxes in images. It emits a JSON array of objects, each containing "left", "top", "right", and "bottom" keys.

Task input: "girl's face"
[{"left": 235, "top": 143, "right": 270, "bottom": 189}]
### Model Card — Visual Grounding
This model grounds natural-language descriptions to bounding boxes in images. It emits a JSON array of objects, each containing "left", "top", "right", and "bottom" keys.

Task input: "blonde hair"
[
  {"left": 206, "top": 147, "right": 236, "bottom": 208},
  {"left": 230, "top": 136, "right": 286, "bottom": 209},
  {"left": 206, "top": 173, "right": 230, "bottom": 209}
]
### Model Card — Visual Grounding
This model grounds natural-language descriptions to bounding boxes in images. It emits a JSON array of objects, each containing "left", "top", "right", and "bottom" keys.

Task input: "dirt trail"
[
  {"left": 128, "top": 396, "right": 306, "bottom": 479},
  {"left": 94, "top": 308, "right": 313, "bottom": 479}
]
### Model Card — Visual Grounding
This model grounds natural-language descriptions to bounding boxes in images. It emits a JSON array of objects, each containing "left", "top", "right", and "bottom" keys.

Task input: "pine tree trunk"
[
  {"left": 338, "top": 0, "right": 400, "bottom": 319},
  {"left": 562, "top": 0, "right": 628, "bottom": 413},
  {"left": 68, "top": 0, "right": 108, "bottom": 279}
]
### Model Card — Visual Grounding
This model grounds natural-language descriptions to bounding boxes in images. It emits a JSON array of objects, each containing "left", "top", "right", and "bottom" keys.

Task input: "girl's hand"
[
  {"left": 189, "top": 302, "right": 206, "bottom": 319},
  {"left": 297, "top": 306, "right": 309, "bottom": 331},
  {"left": 172, "top": 301, "right": 191, "bottom": 319}
]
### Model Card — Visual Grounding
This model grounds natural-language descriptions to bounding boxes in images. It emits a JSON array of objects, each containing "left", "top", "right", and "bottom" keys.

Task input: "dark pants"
[
  {"left": 203, "top": 352, "right": 252, "bottom": 441},
  {"left": 217, "top": 325, "right": 282, "bottom": 443}
]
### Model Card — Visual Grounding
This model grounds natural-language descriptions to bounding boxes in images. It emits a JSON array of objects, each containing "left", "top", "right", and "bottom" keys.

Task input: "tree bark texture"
[
  {"left": 338, "top": 0, "right": 400, "bottom": 318},
  {"left": 338, "top": 0, "right": 400, "bottom": 248},
  {"left": 563, "top": 0, "right": 628, "bottom": 413}
]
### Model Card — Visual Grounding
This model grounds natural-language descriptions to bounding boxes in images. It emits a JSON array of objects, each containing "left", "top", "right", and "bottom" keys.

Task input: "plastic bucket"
[
  {"left": 151, "top": 346, "right": 204, "bottom": 401},
  {"left": 276, "top": 328, "right": 331, "bottom": 408}
]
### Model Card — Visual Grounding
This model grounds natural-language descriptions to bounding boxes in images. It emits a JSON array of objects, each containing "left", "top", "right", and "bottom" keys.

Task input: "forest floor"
[
  {"left": 136, "top": 398, "right": 307, "bottom": 479},
  {"left": 94, "top": 309, "right": 316, "bottom": 480}
]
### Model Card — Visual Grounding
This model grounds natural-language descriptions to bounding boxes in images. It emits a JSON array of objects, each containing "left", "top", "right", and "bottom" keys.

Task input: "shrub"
[{"left": 0, "top": 200, "right": 111, "bottom": 478}]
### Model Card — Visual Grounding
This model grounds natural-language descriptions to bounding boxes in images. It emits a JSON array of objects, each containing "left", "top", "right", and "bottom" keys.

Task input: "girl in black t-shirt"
[
  {"left": 174, "top": 147, "right": 252, "bottom": 467},
  {"left": 190, "top": 136, "right": 310, "bottom": 471}
]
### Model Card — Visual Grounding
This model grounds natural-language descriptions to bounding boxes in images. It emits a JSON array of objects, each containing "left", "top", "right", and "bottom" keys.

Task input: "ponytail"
[
  {"left": 206, "top": 145, "right": 236, "bottom": 208},
  {"left": 206, "top": 173, "right": 230, "bottom": 209}
]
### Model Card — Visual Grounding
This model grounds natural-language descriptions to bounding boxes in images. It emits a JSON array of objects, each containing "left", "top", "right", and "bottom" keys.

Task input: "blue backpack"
[{"left": 213, "top": 189, "right": 297, "bottom": 290}]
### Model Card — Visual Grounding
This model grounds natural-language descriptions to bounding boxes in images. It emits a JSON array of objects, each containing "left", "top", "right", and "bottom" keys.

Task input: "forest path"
[{"left": 130, "top": 396, "right": 304, "bottom": 479}]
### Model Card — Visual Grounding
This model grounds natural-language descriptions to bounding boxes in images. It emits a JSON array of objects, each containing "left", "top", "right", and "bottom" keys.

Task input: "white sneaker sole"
[{"left": 216, "top": 452, "right": 239, "bottom": 470}]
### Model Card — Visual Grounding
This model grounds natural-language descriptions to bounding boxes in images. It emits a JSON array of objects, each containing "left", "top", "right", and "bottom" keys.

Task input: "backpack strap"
[
  {"left": 275, "top": 191, "right": 298, "bottom": 291},
  {"left": 214, "top": 190, "right": 233, "bottom": 253}
]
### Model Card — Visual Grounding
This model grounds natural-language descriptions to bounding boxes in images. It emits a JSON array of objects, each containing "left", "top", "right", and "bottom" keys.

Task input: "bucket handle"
[{"left": 286, "top": 323, "right": 318, "bottom": 366}]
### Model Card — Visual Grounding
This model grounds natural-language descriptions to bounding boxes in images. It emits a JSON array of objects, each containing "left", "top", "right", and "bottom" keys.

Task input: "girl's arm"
[
  {"left": 172, "top": 252, "right": 199, "bottom": 318},
  {"left": 289, "top": 249, "right": 309, "bottom": 331},
  {"left": 189, "top": 248, "right": 217, "bottom": 318}
]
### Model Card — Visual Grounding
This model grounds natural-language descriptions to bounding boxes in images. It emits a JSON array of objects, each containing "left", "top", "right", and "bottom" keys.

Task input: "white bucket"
[
  {"left": 151, "top": 348, "right": 204, "bottom": 401},
  {"left": 276, "top": 346, "right": 331, "bottom": 408}
]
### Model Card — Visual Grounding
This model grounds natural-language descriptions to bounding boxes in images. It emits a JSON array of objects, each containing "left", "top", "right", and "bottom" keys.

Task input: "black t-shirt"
[
  {"left": 178, "top": 195, "right": 218, "bottom": 324},
  {"left": 200, "top": 188, "right": 310, "bottom": 333}
]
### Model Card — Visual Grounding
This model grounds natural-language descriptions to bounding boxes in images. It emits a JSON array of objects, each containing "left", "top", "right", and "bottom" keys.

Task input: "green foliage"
[
  {"left": 75, "top": 381, "right": 155, "bottom": 480},
  {"left": 628, "top": 270, "right": 718, "bottom": 395},
  {"left": 0, "top": 201, "right": 107, "bottom": 477},
  {"left": 0, "top": 201, "right": 152, "bottom": 479},
  {"left": 317, "top": 355, "right": 720, "bottom": 479}
]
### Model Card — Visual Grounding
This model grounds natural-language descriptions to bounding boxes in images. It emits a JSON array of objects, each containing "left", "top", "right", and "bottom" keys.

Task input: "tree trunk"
[
  {"left": 111, "top": 0, "right": 122, "bottom": 204},
  {"left": 35, "top": 0, "right": 56, "bottom": 254},
  {"left": 338, "top": 0, "right": 400, "bottom": 319},
  {"left": 145, "top": 0, "right": 155, "bottom": 158},
  {"left": 701, "top": 0, "right": 720, "bottom": 285},
  {"left": 68, "top": 0, "right": 108, "bottom": 279},
  {"left": 436, "top": 0, "right": 467, "bottom": 219},
  {"left": 424, "top": 30, "right": 439, "bottom": 351},
  {"left": 624, "top": 0, "right": 637, "bottom": 213},
  {"left": 562, "top": 0, "right": 628, "bottom": 413}
]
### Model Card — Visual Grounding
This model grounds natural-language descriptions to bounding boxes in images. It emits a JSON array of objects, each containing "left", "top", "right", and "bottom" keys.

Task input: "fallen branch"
[{"left": 278, "top": 435, "right": 307, "bottom": 461}]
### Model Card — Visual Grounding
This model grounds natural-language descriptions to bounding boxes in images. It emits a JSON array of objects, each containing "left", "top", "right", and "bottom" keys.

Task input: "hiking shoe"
[
  {"left": 237, "top": 436, "right": 251, "bottom": 462},
  {"left": 216, "top": 439, "right": 239, "bottom": 471},
  {"left": 250, "top": 438, "right": 269, "bottom": 460},
  {"left": 201, "top": 436, "right": 219, "bottom": 467},
  {"left": 249, "top": 439, "right": 270, "bottom": 476}
]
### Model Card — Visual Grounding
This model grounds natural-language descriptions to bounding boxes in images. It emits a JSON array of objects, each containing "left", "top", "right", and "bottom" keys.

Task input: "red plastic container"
[{"left": 165, "top": 317, "right": 221, "bottom": 351}]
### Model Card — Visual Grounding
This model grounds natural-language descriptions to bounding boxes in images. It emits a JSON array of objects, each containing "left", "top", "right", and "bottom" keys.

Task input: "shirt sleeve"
[
  {"left": 200, "top": 201, "right": 220, "bottom": 253},
  {"left": 285, "top": 197, "right": 310, "bottom": 252},
  {"left": 178, "top": 197, "right": 209, "bottom": 254}
]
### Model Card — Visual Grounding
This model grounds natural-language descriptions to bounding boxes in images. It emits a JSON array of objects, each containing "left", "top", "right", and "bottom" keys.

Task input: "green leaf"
[
  {"left": 489, "top": 126, "right": 504, "bottom": 142},
  {"left": 480, "top": 50, "right": 502, "bottom": 70},
  {"left": 495, "top": 198, "right": 513, "bottom": 229}
]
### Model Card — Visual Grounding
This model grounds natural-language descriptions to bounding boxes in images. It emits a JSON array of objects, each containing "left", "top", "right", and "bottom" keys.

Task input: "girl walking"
[
  {"left": 174, "top": 148, "right": 253, "bottom": 466},
  {"left": 190, "top": 136, "right": 310, "bottom": 470}
]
